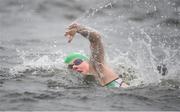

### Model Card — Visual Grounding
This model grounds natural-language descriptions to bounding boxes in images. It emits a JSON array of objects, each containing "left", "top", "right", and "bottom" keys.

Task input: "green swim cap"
[{"left": 64, "top": 52, "right": 88, "bottom": 64}]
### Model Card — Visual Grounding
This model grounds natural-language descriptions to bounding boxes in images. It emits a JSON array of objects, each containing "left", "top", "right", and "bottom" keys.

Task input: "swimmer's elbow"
[
  {"left": 89, "top": 31, "right": 102, "bottom": 43},
  {"left": 92, "top": 31, "right": 101, "bottom": 39}
]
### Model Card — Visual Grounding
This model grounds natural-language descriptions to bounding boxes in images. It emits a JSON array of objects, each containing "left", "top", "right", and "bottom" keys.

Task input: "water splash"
[
  {"left": 73, "top": 0, "right": 180, "bottom": 86},
  {"left": 9, "top": 48, "right": 65, "bottom": 76},
  {"left": 76, "top": 0, "right": 117, "bottom": 23}
]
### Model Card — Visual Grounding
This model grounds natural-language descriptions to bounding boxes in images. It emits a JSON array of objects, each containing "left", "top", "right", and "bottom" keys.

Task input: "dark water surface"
[{"left": 0, "top": 0, "right": 180, "bottom": 111}]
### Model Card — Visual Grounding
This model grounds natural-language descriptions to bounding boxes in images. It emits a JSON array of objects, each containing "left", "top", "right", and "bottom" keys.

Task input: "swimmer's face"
[{"left": 68, "top": 59, "right": 89, "bottom": 74}]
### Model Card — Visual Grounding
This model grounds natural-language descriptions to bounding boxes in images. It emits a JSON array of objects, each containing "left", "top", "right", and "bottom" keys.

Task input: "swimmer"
[{"left": 64, "top": 22, "right": 128, "bottom": 88}]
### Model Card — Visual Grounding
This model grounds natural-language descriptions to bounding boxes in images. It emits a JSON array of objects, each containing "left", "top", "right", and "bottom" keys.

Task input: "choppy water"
[{"left": 0, "top": 0, "right": 180, "bottom": 111}]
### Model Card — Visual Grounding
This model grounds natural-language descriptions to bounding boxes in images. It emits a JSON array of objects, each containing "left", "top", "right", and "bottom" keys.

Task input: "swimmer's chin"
[
  {"left": 77, "top": 70, "right": 83, "bottom": 73},
  {"left": 76, "top": 70, "right": 84, "bottom": 74}
]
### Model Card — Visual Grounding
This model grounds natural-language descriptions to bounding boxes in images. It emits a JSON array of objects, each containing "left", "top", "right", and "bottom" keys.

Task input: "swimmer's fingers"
[
  {"left": 67, "top": 22, "right": 79, "bottom": 29},
  {"left": 64, "top": 29, "right": 77, "bottom": 43},
  {"left": 65, "top": 29, "right": 77, "bottom": 37},
  {"left": 66, "top": 22, "right": 82, "bottom": 32},
  {"left": 64, "top": 22, "right": 82, "bottom": 43},
  {"left": 64, "top": 30, "right": 71, "bottom": 37},
  {"left": 67, "top": 35, "right": 73, "bottom": 43},
  {"left": 64, "top": 33, "right": 73, "bottom": 43}
]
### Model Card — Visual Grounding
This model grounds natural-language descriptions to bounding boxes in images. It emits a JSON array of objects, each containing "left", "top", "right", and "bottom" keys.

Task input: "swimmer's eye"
[
  {"left": 68, "top": 59, "right": 83, "bottom": 69},
  {"left": 73, "top": 59, "right": 83, "bottom": 65}
]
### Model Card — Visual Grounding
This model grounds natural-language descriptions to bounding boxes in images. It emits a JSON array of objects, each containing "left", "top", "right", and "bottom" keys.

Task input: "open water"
[{"left": 0, "top": 0, "right": 180, "bottom": 111}]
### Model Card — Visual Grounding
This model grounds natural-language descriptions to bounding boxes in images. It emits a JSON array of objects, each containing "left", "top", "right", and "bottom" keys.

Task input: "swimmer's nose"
[
  {"left": 72, "top": 66, "right": 78, "bottom": 70},
  {"left": 72, "top": 65, "right": 83, "bottom": 73}
]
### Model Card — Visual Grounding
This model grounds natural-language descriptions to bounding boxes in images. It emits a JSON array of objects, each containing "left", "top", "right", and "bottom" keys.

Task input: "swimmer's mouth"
[
  {"left": 73, "top": 68, "right": 82, "bottom": 73},
  {"left": 77, "top": 70, "right": 82, "bottom": 73}
]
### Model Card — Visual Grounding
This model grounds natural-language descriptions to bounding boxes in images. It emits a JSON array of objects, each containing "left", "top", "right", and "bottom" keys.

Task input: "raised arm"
[
  {"left": 65, "top": 23, "right": 105, "bottom": 80},
  {"left": 77, "top": 25, "right": 105, "bottom": 80}
]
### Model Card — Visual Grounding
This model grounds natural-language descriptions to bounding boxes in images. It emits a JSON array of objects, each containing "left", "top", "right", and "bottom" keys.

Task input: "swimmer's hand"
[{"left": 64, "top": 22, "right": 80, "bottom": 43}]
